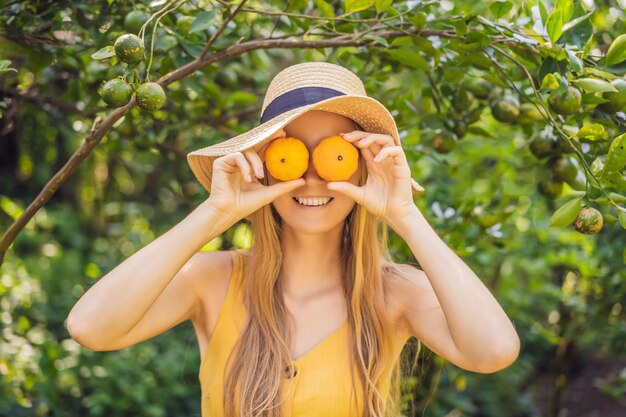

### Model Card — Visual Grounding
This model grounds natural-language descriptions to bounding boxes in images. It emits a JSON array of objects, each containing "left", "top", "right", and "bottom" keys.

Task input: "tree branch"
[
  {"left": 0, "top": 87, "right": 99, "bottom": 118},
  {"left": 0, "top": 23, "right": 514, "bottom": 266}
]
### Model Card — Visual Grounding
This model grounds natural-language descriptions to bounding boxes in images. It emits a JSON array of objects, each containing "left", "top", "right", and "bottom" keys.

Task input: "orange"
[
  {"left": 264, "top": 137, "right": 309, "bottom": 181},
  {"left": 312, "top": 135, "right": 359, "bottom": 182}
]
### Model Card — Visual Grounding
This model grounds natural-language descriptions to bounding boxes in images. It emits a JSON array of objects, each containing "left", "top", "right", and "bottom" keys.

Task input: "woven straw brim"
[{"left": 187, "top": 94, "right": 423, "bottom": 194}]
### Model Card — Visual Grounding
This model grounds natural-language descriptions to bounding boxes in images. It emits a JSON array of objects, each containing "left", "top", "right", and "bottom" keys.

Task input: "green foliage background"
[{"left": 1, "top": 0, "right": 625, "bottom": 416}]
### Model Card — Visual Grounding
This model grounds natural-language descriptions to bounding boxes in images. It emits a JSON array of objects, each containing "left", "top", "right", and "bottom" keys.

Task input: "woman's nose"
[{"left": 302, "top": 153, "right": 324, "bottom": 182}]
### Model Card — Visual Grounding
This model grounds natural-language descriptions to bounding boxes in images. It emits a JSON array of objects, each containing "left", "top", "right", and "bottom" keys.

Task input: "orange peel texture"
[
  {"left": 312, "top": 135, "right": 359, "bottom": 182},
  {"left": 264, "top": 136, "right": 310, "bottom": 181}
]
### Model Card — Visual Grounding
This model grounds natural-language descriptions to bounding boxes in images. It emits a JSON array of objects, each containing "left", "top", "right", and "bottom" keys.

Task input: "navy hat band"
[{"left": 260, "top": 86, "right": 346, "bottom": 124}]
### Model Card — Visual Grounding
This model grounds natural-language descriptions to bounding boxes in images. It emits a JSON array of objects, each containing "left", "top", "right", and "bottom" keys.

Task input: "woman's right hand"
[{"left": 206, "top": 128, "right": 305, "bottom": 221}]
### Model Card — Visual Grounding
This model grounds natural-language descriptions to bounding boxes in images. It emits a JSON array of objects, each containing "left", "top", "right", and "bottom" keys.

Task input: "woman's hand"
[
  {"left": 207, "top": 128, "right": 305, "bottom": 221},
  {"left": 327, "top": 130, "right": 422, "bottom": 225}
]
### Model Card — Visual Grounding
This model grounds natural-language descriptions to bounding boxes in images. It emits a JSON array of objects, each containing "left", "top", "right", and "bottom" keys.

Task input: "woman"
[{"left": 67, "top": 62, "right": 520, "bottom": 417}]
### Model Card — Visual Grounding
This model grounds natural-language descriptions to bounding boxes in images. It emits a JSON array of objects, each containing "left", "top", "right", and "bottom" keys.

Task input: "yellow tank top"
[{"left": 198, "top": 249, "right": 406, "bottom": 416}]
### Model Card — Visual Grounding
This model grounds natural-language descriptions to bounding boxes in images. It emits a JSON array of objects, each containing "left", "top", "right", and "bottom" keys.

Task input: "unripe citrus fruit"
[
  {"left": 264, "top": 137, "right": 309, "bottom": 181},
  {"left": 537, "top": 178, "right": 563, "bottom": 198},
  {"left": 124, "top": 10, "right": 150, "bottom": 34},
  {"left": 556, "top": 136, "right": 577, "bottom": 153},
  {"left": 599, "top": 78, "right": 626, "bottom": 113},
  {"left": 136, "top": 82, "right": 166, "bottom": 111},
  {"left": 529, "top": 131, "right": 557, "bottom": 159},
  {"left": 490, "top": 95, "right": 520, "bottom": 123},
  {"left": 548, "top": 86, "right": 582, "bottom": 115},
  {"left": 517, "top": 103, "right": 545, "bottom": 124},
  {"left": 101, "top": 78, "right": 132, "bottom": 107},
  {"left": 552, "top": 157, "right": 578, "bottom": 183},
  {"left": 463, "top": 78, "right": 492, "bottom": 99},
  {"left": 114, "top": 33, "right": 145, "bottom": 65},
  {"left": 432, "top": 134, "right": 456, "bottom": 153},
  {"left": 312, "top": 135, "right": 359, "bottom": 182},
  {"left": 452, "top": 88, "right": 472, "bottom": 112},
  {"left": 572, "top": 206, "right": 603, "bottom": 234}
]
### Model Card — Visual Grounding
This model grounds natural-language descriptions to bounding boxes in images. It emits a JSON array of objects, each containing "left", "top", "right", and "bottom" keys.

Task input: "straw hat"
[{"left": 187, "top": 61, "right": 424, "bottom": 194}]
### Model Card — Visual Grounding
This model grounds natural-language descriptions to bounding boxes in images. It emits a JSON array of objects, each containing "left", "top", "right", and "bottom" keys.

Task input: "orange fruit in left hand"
[
  {"left": 312, "top": 135, "right": 359, "bottom": 182},
  {"left": 264, "top": 136, "right": 310, "bottom": 181}
]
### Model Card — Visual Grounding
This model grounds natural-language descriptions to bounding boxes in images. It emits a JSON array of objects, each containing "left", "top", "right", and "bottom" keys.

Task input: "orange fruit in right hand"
[
  {"left": 264, "top": 137, "right": 309, "bottom": 181},
  {"left": 312, "top": 135, "right": 359, "bottom": 182}
]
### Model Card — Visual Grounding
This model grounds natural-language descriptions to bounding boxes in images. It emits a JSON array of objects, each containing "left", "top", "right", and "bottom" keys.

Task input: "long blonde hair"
[{"left": 222, "top": 119, "right": 421, "bottom": 417}]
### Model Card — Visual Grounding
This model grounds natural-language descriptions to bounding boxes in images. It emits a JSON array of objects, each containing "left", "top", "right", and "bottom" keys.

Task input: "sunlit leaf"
[
  {"left": 91, "top": 45, "right": 115, "bottom": 60},
  {"left": 490, "top": 1, "right": 512, "bottom": 19},
  {"left": 345, "top": 0, "right": 375, "bottom": 13},
  {"left": 605, "top": 34, "right": 626, "bottom": 66},
  {"left": 546, "top": 9, "right": 563, "bottom": 43},
  {"left": 549, "top": 195, "right": 583, "bottom": 227}
]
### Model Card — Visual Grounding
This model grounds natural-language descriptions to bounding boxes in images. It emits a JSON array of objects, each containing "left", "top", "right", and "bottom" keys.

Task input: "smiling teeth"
[{"left": 294, "top": 197, "right": 332, "bottom": 206}]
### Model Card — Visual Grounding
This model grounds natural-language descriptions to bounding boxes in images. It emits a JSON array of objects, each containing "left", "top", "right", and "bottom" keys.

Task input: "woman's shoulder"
[{"left": 186, "top": 250, "right": 244, "bottom": 293}]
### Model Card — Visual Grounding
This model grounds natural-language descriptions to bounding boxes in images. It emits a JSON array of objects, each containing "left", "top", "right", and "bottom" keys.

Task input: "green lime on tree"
[
  {"left": 572, "top": 206, "right": 603, "bottom": 234},
  {"left": 490, "top": 94, "right": 520, "bottom": 123},
  {"left": 114, "top": 33, "right": 145, "bottom": 65},
  {"left": 136, "top": 82, "right": 166, "bottom": 111},
  {"left": 548, "top": 86, "right": 582, "bottom": 115},
  {"left": 451, "top": 88, "right": 472, "bottom": 112},
  {"left": 101, "top": 78, "right": 132, "bottom": 108},
  {"left": 555, "top": 136, "right": 577, "bottom": 154},
  {"left": 124, "top": 10, "right": 150, "bottom": 34},
  {"left": 537, "top": 178, "right": 563, "bottom": 199},
  {"left": 432, "top": 133, "right": 456, "bottom": 154},
  {"left": 551, "top": 157, "right": 578, "bottom": 183},
  {"left": 529, "top": 131, "right": 557, "bottom": 159},
  {"left": 462, "top": 78, "right": 492, "bottom": 100},
  {"left": 517, "top": 103, "right": 545, "bottom": 124}
]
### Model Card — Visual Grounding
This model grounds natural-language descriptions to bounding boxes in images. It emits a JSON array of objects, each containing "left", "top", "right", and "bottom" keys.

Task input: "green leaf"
[
  {"left": 546, "top": 9, "right": 564, "bottom": 43},
  {"left": 364, "top": 34, "right": 389, "bottom": 48},
  {"left": 605, "top": 34, "right": 626, "bottom": 66},
  {"left": 572, "top": 78, "right": 619, "bottom": 93},
  {"left": 345, "top": 0, "right": 375, "bottom": 13},
  {"left": 0, "top": 59, "right": 17, "bottom": 73},
  {"left": 609, "top": 192, "right": 626, "bottom": 204},
  {"left": 566, "top": 50, "right": 582, "bottom": 72},
  {"left": 618, "top": 206, "right": 626, "bottom": 230},
  {"left": 189, "top": 11, "right": 215, "bottom": 34},
  {"left": 549, "top": 195, "right": 583, "bottom": 227},
  {"left": 577, "top": 124, "right": 607, "bottom": 141},
  {"left": 465, "top": 31, "right": 490, "bottom": 46},
  {"left": 490, "top": 1, "right": 512, "bottom": 19},
  {"left": 409, "top": 11, "right": 426, "bottom": 30},
  {"left": 538, "top": 1, "right": 548, "bottom": 24},
  {"left": 385, "top": 48, "right": 429, "bottom": 70},
  {"left": 91, "top": 45, "right": 115, "bottom": 60},
  {"left": 541, "top": 73, "right": 559, "bottom": 90},
  {"left": 603, "top": 214, "right": 617, "bottom": 227},
  {"left": 562, "top": 11, "right": 593, "bottom": 33},
  {"left": 375, "top": 0, "right": 393, "bottom": 14},
  {"left": 602, "top": 133, "right": 626, "bottom": 174},
  {"left": 556, "top": 0, "right": 574, "bottom": 22},
  {"left": 452, "top": 19, "right": 467, "bottom": 36},
  {"left": 314, "top": 0, "right": 335, "bottom": 18}
]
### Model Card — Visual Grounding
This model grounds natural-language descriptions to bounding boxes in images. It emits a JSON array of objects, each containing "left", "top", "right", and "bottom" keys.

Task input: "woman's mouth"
[{"left": 292, "top": 196, "right": 334, "bottom": 208}]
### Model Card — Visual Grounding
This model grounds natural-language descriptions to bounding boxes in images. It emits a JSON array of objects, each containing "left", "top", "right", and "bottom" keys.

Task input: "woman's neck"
[{"left": 279, "top": 224, "right": 344, "bottom": 301}]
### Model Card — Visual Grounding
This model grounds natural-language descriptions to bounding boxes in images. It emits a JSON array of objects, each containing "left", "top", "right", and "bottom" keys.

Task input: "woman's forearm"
[
  {"left": 388, "top": 206, "right": 520, "bottom": 368},
  {"left": 66, "top": 200, "right": 235, "bottom": 344}
]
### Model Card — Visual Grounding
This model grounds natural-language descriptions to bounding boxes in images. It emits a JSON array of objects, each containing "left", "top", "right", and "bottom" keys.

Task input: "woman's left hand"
[{"left": 327, "top": 130, "right": 423, "bottom": 225}]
